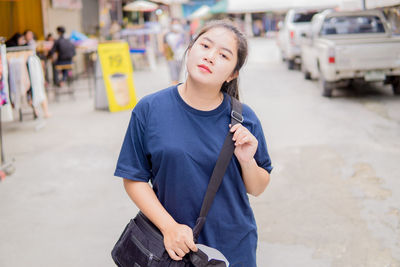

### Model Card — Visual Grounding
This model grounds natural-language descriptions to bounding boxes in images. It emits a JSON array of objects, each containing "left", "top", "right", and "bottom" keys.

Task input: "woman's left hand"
[{"left": 229, "top": 124, "right": 258, "bottom": 163}]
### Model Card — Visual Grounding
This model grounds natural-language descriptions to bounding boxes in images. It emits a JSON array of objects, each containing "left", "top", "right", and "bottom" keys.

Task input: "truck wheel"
[
  {"left": 301, "top": 63, "right": 311, "bottom": 80},
  {"left": 304, "top": 71, "right": 311, "bottom": 80},
  {"left": 287, "top": 59, "right": 295, "bottom": 70},
  {"left": 392, "top": 78, "right": 400, "bottom": 95},
  {"left": 320, "top": 76, "right": 334, "bottom": 97}
]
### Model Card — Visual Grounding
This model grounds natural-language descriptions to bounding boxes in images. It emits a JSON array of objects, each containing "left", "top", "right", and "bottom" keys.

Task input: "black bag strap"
[{"left": 192, "top": 96, "right": 243, "bottom": 241}]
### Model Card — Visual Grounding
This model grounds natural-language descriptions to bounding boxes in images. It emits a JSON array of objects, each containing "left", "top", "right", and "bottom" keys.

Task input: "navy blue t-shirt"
[{"left": 115, "top": 85, "right": 272, "bottom": 266}]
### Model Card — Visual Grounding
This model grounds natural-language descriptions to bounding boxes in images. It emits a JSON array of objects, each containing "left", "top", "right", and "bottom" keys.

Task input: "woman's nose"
[{"left": 204, "top": 50, "right": 216, "bottom": 64}]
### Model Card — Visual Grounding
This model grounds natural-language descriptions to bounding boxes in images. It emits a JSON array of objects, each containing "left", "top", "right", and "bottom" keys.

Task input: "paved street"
[{"left": 0, "top": 38, "right": 399, "bottom": 267}]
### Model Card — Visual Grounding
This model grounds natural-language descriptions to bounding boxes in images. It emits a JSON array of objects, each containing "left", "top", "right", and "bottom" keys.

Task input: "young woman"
[{"left": 115, "top": 20, "right": 273, "bottom": 266}]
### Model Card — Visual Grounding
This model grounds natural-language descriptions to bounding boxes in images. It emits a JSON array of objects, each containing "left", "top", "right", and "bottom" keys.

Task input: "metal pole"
[{"left": 362, "top": 0, "right": 366, "bottom": 10}]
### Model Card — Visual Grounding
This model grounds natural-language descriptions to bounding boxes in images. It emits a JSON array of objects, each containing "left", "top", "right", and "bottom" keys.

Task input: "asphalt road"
[{"left": 0, "top": 38, "right": 399, "bottom": 267}]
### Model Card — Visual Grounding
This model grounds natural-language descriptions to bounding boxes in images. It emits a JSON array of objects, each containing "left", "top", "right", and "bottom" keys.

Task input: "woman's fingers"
[
  {"left": 229, "top": 123, "right": 241, "bottom": 133},
  {"left": 179, "top": 242, "right": 190, "bottom": 254},
  {"left": 231, "top": 124, "right": 244, "bottom": 140},
  {"left": 163, "top": 223, "right": 197, "bottom": 261},
  {"left": 185, "top": 238, "right": 198, "bottom": 252},
  {"left": 235, "top": 131, "right": 248, "bottom": 144},
  {"left": 174, "top": 248, "right": 186, "bottom": 258},
  {"left": 167, "top": 248, "right": 182, "bottom": 261},
  {"left": 231, "top": 125, "right": 253, "bottom": 145},
  {"left": 235, "top": 136, "right": 248, "bottom": 146}
]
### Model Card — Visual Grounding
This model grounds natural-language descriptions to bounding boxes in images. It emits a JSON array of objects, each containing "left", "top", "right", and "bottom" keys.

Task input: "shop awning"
[
  {"left": 188, "top": 5, "right": 210, "bottom": 19},
  {"left": 149, "top": 0, "right": 188, "bottom": 5},
  {"left": 123, "top": 1, "right": 159, "bottom": 12},
  {"left": 210, "top": 0, "right": 228, "bottom": 14}
]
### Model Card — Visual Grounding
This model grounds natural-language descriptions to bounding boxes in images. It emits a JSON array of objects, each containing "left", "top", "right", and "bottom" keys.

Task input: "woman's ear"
[{"left": 226, "top": 71, "right": 238, "bottom": 83}]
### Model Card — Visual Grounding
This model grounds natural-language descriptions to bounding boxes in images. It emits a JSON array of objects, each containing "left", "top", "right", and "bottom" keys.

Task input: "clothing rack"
[
  {"left": 6, "top": 46, "right": 37, "bottom": 122},
  {"left": 0, "top": 43, "right": 15, "bottom": 180},
  {"left": 0, "top": 108, "right": 15, "bottom": 180},
  {"left": 6, "top": 45, "right": 36, "bottom": 53}
]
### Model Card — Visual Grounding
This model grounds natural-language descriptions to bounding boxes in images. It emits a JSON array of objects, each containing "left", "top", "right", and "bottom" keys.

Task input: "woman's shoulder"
[
  {"left": 239, "top": 102, "right": 263, "bottom": 133},
  {"left": 137, "top": 86, "right": 174, "bottom": 105},
  {"left": 131, "top": 85, "right": 175, "bottom": 120},
  {"left": 241, "top": 103, "right": 259, "bottom": 122}
]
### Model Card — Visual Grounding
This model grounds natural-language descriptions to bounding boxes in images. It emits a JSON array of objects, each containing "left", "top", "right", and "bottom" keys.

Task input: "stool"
[{"left": 54, "top": 64, "right": 74, "bottom": 101}]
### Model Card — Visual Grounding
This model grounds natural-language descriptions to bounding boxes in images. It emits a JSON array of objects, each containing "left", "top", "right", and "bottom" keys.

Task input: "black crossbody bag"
[{"left": 111, "top": 97, "right": 243, "bottom": 267}]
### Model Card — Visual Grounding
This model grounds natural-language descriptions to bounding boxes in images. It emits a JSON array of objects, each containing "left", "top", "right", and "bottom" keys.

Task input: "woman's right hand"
[
  {"left": 122, "top": 180, "right": 197, "bottom": 261},
  {"left": 161, "top": 222, "right": 198, "bottom": 261}
]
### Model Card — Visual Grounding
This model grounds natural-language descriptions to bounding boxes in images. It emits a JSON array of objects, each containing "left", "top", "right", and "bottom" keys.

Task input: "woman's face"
[
  {"left": 186, "top": 27, "right": 238, "bottom": 87},
  {"left": 25, "top": 31, "right": 33, "bottom": 41},
  {"left": 17, "top": 36, "right": 26, "bottom": 46}
]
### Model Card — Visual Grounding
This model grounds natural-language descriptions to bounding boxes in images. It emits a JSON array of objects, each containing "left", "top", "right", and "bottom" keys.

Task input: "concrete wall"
[
  {"left": 42, "top": 0, "right": 83, "bottom": 37},
  {"left": 82, "top": 0, "right": 99, "bottom": 35},
  {"left": 47, "top": 9, "right": 82, "bottom": 37}
]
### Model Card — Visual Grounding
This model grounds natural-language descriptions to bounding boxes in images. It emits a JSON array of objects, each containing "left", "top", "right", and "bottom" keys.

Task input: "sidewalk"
[{"left": 0, "top": 60, "right": 171, "bottom": 266}]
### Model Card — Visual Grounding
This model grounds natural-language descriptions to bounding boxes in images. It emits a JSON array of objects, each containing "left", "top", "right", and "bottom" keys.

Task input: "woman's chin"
[{"left": 188, "top": 71, "right": 218, "bottom": 86}]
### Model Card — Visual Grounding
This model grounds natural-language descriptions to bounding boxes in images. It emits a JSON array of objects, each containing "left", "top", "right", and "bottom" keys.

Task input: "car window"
[
  {"left": 320, "top": 15, "right": 385, "bottom": 35},
  {"left": 293, "top": 12, "right": 318, "bottom": 23}
]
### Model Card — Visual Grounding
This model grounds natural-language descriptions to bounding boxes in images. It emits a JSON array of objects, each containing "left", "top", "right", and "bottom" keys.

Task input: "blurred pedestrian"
[
  {"left": 48, "top": 26, "right": 76, "bottom": 87},
  {"left": 115, "top": 20, "right": 273, "bottom": 267},
  {"left": 109, "top": 21, "right": 121, "bottom": 40},
  {"left": 163, "top": 18, "right": 186, "bottom": 85}
]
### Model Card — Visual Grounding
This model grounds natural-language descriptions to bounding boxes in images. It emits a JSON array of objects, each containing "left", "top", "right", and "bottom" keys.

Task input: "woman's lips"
[{"left": 198, "top": 64, "right": 212, "bottom": 73}]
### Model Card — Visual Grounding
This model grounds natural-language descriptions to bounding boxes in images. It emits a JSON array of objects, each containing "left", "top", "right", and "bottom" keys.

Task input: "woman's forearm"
[
  {"left": 123, "top": 179, "right": 176, "bottom": 233},
  {"left": 123, "top": 179, "right": 198, "bottom": 260},
  {"left": 240, "top": 158, "right": 270, "bottom": 197}
]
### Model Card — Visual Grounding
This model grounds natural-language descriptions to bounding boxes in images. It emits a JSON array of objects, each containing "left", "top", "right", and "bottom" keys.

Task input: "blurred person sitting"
[
  {"left": 48, "top": 26, "right": 76, "bottom": 87},
  {"left": 39, "top": 33, "right": 56, "bottom": 86},
  {"left": 163, "top": 18, "right": 187, "bottom": 85},
  {"left": 46, "top": 33, "right": 55, "bottom": 42},
  {"left": 24, "top": 30, "right": 37, "bottom": 49},
  {"left": 5, "top": 33, "right": 26, "bottom": 47}
]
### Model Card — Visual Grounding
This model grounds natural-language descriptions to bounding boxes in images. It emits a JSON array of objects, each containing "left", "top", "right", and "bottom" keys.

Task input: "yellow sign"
[{"left": 98, "top": 42, "right": 137, "bottom": 112}]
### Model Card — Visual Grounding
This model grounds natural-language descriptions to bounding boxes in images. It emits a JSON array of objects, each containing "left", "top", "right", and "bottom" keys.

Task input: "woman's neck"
[{"left": 178, "top": 78, "right": 224, "bottom": 111}]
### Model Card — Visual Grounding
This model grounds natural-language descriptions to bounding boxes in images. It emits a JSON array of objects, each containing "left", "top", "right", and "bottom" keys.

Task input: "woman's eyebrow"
[{"left": 203, "top": 36, "right": 233, "bottom": 56}]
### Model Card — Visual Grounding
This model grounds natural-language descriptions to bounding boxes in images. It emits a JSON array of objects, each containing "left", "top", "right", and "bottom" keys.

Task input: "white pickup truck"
[
  {"left": 300, "top": 9, "right": 400, "bottom": 97},
  {"left": 277, "top": 9, "right": 318, "bottom": 70}
]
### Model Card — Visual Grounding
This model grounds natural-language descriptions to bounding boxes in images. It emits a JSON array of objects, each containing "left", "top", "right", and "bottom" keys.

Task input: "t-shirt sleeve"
[
  {"left": 114, "top": 111, "right": 152, "bottom": 182},
  {"left": 252, "top": 118, "right": 273, "bottom": 174}
]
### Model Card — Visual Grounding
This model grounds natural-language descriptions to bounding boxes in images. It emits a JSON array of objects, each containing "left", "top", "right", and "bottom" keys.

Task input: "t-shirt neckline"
[{"left": 173, "top": 84, "right": 229, "bottom": 116}]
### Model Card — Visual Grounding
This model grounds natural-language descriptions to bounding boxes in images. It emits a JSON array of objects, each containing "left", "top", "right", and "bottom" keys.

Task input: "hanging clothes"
[
  {"left": 0, "top": 45, "right": 13, "bottom": 122},
  {"left": 7, "top": 55, "right": 31, "bottom": 113},
  {"left": 0, "top": 52, "right": 6, "bottom": 105},
  {"left": 27, "top": 54, "right": 46, "bottom": 107}
]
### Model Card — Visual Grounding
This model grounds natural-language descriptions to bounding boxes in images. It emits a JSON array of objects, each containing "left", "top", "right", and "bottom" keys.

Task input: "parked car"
[
  {"left": 277, "top": 9, "right": 318, "bottom": 70},
  {"left": 301, "top": 9, "right": 400, "bottom": 97}
]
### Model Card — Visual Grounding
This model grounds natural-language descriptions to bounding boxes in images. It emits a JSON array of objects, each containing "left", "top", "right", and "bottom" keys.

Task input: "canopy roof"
[
  {"left": 123, "top": 1, "right": 159, "bottom": 12},
  {"left": 227, "top": 0, "right": 341, "bottom": 13}
]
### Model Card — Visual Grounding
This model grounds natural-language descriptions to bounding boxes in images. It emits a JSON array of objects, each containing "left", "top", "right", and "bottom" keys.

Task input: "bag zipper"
[{"left": 131, "top": 235, "right": 161, "bottom": 262}]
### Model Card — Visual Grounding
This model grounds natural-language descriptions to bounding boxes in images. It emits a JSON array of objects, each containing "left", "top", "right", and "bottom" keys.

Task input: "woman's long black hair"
[{"left": 186, "top": 20, "right": 248, "bottom": 100}]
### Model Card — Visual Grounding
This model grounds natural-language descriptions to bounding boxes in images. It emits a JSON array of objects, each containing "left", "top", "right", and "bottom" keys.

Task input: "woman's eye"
[
  {"left": 201, "top": 44, "right": 209, "bottom": 48},
  {"left": 220, "top": 53, "right": 228, "bottom": 59}
]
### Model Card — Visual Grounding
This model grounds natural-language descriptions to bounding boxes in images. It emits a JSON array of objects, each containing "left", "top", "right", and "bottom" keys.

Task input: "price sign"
[{"left": 98, "top": 42, "right": 137, "bottom": 112}]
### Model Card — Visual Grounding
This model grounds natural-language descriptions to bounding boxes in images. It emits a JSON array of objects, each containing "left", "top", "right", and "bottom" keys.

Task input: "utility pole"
[{"left": 362, "top": 0, "right": 366, "bottom": 10}]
